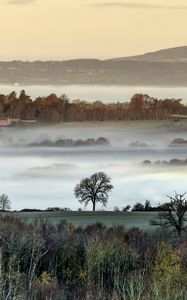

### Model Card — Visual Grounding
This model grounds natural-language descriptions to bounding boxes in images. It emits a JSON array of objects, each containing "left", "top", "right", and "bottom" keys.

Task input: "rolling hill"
[
  {"left": 113, "top": 46, "right": 187, "bottom": 62},
  {"left": 1, "top": 46, "right": 187, "bottom": 86},
  {"left": 111, "top": 46, "right": 187, "bottom": 62}
]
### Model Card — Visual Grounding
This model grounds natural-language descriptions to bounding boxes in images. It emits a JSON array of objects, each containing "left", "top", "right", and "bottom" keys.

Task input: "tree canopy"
[
  {"left": 74, "top": 172, "right": 113, "bottom": 211},
  {"left": 0, "top": 92, "right": 185, "bottom": 123}
]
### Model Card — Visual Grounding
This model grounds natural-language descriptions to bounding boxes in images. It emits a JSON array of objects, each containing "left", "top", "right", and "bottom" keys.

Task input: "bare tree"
[
  {"left": 144, "top": 200, "right": 151, "bottom": 211},
  {"left": 150, "top": 192, "right": 187, "bottom": 237},
  {"left": 74, "top": 172, "right": 113, "bottom": 211},
  {"left": 0, "top": 194, "right": 11, "bottom": 211}
]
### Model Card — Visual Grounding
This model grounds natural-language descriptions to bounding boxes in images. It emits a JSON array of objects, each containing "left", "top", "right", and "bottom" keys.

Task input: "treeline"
[
  {"left": 0, "top": 90, "right": 186, "bottom": 123},
  {"left": 28, "top": 137, "right": 109, "bottom": 147},
  {"left": 0, "top": 216, "right": 186, "bottom": 299},
  {"left": 143, "top": 158, "right": 187, "bottom": 166},
  {"left": 114, "top": 200, "right": 174, "bottom": 212}
]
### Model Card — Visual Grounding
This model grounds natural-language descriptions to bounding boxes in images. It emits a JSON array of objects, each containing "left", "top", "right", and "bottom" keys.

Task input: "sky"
[{"left": 0, "top": 0, "right": 187, "bottom": 60}]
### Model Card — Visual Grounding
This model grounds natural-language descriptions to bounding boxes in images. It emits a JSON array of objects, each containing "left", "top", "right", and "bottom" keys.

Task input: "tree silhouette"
[
  {"left": 151, "top": 192, "right": 187, "bottom": 237},
  {"left": 0, "top": 194, "right": 11, "bottom": 211},
  {"left": 74, "top": 172, "right": 113, "bottom": 211},
  {"left": 132, "top": 202, "right": 144, "bottom": 211},
  {"left": 144, "top": 200, "right": 151, "bottom": 211}
]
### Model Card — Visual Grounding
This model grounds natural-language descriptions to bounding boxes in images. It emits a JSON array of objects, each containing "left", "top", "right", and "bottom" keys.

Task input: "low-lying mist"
[{"left": 1, "top": 122, "right": 187, "bottom": 210}]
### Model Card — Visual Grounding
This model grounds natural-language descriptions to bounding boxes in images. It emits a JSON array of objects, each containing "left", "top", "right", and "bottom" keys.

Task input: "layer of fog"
[
  {"left": 1, "top": 123, "right": 187, "bottom": 210},
  {"left": 0, "top": 85, "right": 187, "bottom": 103},
  {"left": 1, "top": 122, "right": 187, "bottom": 147}
]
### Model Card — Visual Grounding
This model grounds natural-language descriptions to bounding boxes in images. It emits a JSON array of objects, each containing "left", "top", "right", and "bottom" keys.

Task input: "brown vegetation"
[
  {"left": 0, "top": 217, "right": 186, "bottom": 299},
  {"left": 0, "top": 91, "right": 186, "bottom": 123}
]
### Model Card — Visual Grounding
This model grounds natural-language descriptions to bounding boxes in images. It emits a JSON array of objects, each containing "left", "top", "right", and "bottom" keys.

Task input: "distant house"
[
  {"left": 0, "top": 118, "right": 20, "bottom": 127},
  {"left": 0, "top": 118, "right": 12, "bottom": 127}
]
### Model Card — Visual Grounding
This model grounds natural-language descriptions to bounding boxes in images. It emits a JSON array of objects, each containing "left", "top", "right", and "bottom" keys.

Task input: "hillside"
[
  {"left": 111, "top": 46, "right": 187, "bottom": 62},
  {"left": 1, "top": 47, "right": 187, "bottom": 86}
]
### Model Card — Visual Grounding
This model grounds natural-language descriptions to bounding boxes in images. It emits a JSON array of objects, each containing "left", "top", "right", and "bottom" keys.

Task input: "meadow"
[{"left": 9, "top": 211, "right": 158, "bottom": 230}]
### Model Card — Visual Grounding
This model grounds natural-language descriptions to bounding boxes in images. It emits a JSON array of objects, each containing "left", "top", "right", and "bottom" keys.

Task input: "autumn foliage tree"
[{"left": 0, "top": 91, "right": 186, "bottom": 123}]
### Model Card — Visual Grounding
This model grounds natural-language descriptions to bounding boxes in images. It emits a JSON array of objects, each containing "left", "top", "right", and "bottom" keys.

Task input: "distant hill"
[
  {"left": 1, "top": 47, "right": 187, "bottom": 86},
  {"left": 111, "top": 46, "right": 187, "bottom": 62}
]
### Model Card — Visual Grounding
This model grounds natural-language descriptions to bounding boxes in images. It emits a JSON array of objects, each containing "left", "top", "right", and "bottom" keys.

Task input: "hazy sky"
[{"left": 0, "top": 0, "right": 187, "bottom": 60}]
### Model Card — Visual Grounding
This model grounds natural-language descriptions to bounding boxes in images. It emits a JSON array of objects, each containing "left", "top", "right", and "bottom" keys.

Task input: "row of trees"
[{"left": 0, "top": 91, "right": 186, "bottom": 122}]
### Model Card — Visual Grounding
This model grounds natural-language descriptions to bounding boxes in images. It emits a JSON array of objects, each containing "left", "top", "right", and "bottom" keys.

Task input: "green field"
[{"left": 7, "top": 211, "right": 160, "bottom": 230}]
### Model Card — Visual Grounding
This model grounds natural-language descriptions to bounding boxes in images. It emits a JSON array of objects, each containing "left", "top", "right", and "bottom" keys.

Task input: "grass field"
[{"left": 6, "top": 211, "right": 160, "bottom": 230}]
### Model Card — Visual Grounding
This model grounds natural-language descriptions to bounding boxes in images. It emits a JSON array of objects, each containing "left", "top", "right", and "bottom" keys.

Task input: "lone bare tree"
[
  {"left": 0, "top": 194, "right": 11, "bottom": 211},
  {"left": 151, "top": 192, "right": 187, "bottom": 237},
  {"left": 74, "top": 172, "right": 113, "bottom": 211}
]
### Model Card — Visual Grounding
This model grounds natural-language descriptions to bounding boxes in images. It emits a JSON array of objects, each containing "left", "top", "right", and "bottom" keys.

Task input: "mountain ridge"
[
  {"left": 109, "top": 46, "right": 187, "bottom": 62},
  {"left": 1, "top": 46, "right": 187, "bottom": 86}
]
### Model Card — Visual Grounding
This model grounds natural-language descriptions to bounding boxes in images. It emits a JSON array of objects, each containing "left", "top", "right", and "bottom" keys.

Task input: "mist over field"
[
  {"left": 2, "top": 1, "right": 187, "bottom": 297},
  {"left": 1, "top": 122, "right": 187, "bottom": 210}
]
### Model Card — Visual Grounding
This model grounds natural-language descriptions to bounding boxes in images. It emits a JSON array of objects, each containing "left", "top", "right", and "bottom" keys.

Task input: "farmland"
[{"left": 6, "top": 211, "right": 159, "bottom": 230}]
